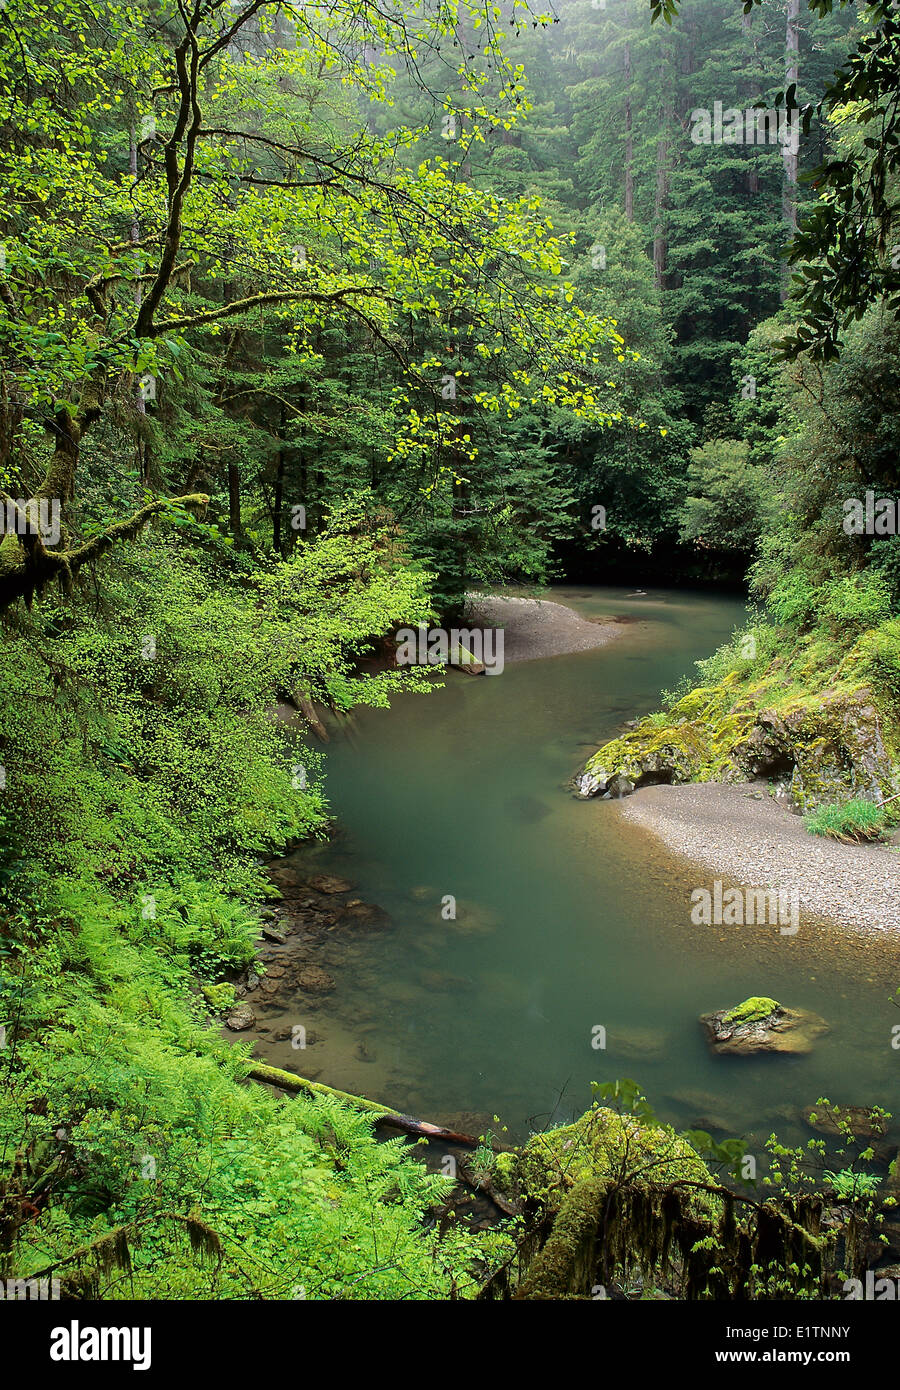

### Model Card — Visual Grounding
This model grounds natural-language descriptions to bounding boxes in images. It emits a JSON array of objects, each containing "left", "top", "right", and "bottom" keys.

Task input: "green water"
[{"left": 261, "top": 588, "right": 899, "bottom": 1151}]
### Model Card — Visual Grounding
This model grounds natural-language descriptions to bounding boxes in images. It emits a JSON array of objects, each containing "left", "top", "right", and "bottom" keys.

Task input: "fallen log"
[{"left": 246, "top": 1061, "right": 481, "bottom": 1146}]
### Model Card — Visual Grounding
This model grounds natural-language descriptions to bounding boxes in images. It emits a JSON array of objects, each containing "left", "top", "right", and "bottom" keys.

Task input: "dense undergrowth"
[{"left": 0, "top": 507, "right": 518, "bottom": 1299}]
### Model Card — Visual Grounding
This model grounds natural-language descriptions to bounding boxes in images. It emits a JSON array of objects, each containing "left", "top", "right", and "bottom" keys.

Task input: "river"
[{"left": 256, "top": 587, "right": 899, "bottom": 1155}]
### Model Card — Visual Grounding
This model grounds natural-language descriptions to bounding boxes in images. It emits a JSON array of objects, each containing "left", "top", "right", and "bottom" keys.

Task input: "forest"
[{"left": 2, "top": 0, "right": 900, "bottom": 1339}]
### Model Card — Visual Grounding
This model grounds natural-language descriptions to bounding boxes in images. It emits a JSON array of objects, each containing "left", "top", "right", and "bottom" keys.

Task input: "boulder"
[
  {"left": 224, "top": 1003, "right": 256, "bottom": 1031},
  {"left": 576, "top": 681, "right": 900, "bottom": 811},
  {"left": 296, "top": 965, "right": 336, "bottom": 994},
  {"left": 700, "top": 997, "right": 828, "bottom": 1056}
]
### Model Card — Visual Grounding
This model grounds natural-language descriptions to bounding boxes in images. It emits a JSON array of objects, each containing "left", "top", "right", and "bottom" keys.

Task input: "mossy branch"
[{"left": 0, "top": 493, "right": 208, "bottom": 612}]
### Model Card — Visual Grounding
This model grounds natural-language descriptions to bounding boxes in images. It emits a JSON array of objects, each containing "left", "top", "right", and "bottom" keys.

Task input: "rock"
[
  {"left": 271, "top": 1025, "right": 321, "bottom": 1044},
  {"left": 700, "top": 998, "right": 829, "bottom": 1056},
  {"left": 225, "top": 1003, "right": 256, "bottom": 1031},
  {"left": 604, "top": 775, "right": 635, "bottom": 799},
  {"left": 802, "top": 1104, "right": 887, "bottom": 1142},
  {"left": 341, "top": 901, "right": 389, "bottom": 927},
  {"left": 576, "top": 683, "right": 900, "bottom": 811},
  {"left": 505, "top": 794, "right": 552, "bottom": 823},
  {"left": 667, "top": 1088, "right": 748, "bottom": 1134},
  {"left": 419, "top": 969, "right": 474, "bottom": 992},
  {"left": 267, "top": 865, "right": 303, "bottom": 892},
  {"left": 608, "top": 1025, "right": 668, "bottom": 1060},
  {"left": 305, "top": 874, "right": 354, "bottom": 894},
  {"left": 296, "top": 965, "right": 336, "bottom": 994},
  {"left": 261, "top": 925, "right": 287, "bottom": 944}
]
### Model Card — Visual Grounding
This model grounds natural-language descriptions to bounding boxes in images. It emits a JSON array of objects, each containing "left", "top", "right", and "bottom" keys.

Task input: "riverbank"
[
  {"left": 614, "top": 781, "right": 900, "bottom": 935},
  {"left": 466, "top": 592, "right": 630, "bottom": 662}
]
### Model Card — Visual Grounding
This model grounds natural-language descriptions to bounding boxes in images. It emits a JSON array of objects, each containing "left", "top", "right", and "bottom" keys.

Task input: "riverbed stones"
[
  {"left": 340, "top": 900, "right": 389, "bottom": 928},
  {"left": 700, "top": 998, "right": 829, "bottom": 1055},
  {"left": 296, "top": 965, "right": 336, "bottom": 994},
  {"left": 225, "top": 1003, "right": 256, "bottom": 1031},
  {"left": 306, "top": 874, "right": 354, "bottom": 894}
]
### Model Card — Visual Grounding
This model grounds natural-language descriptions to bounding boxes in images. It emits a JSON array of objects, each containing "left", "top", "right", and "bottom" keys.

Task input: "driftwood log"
[{"left": 247, "top": 1061, "right": 481, "bottom": 1146}]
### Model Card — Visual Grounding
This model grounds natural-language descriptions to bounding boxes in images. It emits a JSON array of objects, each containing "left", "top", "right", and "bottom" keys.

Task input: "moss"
[
  {"left": 723, "top": 997, "right": 779, "bottom": 1026},
  {"left": 510, "top": 1104, "right": 715, "bottom": 1212},
  {"left": 201, "top": 983, "right": 236, "bottom": 1012},
  {"left": 516, "top": 1176, "right": 610, "bottom": 1300},
  {"left": 579, "top": 646, "right": 900, "bottom": 811}
]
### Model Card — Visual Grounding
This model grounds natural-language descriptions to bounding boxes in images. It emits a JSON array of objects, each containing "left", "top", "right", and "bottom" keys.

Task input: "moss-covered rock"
[
  {"left": 700, "top": 1000, "right": 829, "bottom": 1056},
  {"left": 724, "top": 996, "right": 780, "bottom": 1026},
  {"left": 201, "top": 982, "right": 236, "bottom": 1013},
  {"left": 576, "top": 676, "right": 900, "bottom": 812},
  {"left": 494, "top": 1105, "right": 724, "bottom": 1300},
  {"left": 500, "top": 1104, "right": 715, "bottom": 1212}
]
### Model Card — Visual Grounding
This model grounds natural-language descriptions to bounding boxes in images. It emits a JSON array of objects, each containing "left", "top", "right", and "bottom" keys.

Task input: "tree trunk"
[
  {"left": 782, "top": 0, "right": 800, "bottom": 233},
  {"left": 228, "top": 462, "right": 241, "bottom": 540},
  {"left": 273, "top": 404, "right": 286, "bottom": 555},
  {"left": 653, "top": 95, "right": 671, "bottom": 290},
  {"left": 624, "top": 44, "right": 634, "bottom": 222},
  {"left": 247, "top": 1061, "right": 481, "bottom": 1145}
]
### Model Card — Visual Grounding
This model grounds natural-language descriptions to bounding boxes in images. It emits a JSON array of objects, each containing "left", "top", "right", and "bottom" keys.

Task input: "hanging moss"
[{"left": 493, "top": 1103, "right": 852, "bottom": 1302}]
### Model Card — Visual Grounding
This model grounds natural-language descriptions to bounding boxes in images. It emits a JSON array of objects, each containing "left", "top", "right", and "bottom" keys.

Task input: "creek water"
[{"left": 258, "top": 587, "right": 899, "bottom": 1153}]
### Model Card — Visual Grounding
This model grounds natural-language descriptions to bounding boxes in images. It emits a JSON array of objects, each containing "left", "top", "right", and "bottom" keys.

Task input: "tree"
[{"left": 0, "top": 0, "right": 627, "bottom": 613}]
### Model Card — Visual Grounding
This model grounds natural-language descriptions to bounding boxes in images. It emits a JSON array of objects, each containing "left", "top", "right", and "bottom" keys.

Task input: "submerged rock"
[
  {"left": 607, "top": 1025, "right": 669, "bottom": 1060},
  {"left": 700, "top": 997, "right": 828, "bottom": 1055},
  {"left": 802, "top": 1104, "right": 887, "bottom": 1141},
  {"left": 305, "top": 874, "right": 354, "bottom": 894},
  {"left": 296, "top": 965, "right": 336, "bottom": 994},
  {"left": 505, "top": 794, "right": 552, "bottom": 823}
]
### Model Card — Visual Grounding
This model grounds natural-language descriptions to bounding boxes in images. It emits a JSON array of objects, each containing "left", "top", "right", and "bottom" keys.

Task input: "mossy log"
[
  {"left": 246, "top": 1061, "right": 480, "bottom": 1145},
  {"left": 515, "top": 1176, "right": 610, "bottom": 1300}
]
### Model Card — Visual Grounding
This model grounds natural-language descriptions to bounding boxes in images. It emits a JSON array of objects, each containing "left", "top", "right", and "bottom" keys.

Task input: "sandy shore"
[
  {"left": 615, "top": 782, "right": 900, "bottom": 936},
  {"left": 466, "top": 593, "right": 626, "bottom": 662}
]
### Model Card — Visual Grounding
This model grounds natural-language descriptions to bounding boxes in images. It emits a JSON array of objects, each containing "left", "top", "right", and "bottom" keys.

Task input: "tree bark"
[
  {"left": 228, "top": 462, "right": 241, "bottom": 540},
  {"left": 624, "top": 43, "right": 634, "bottom": 222},
  {"left": 782, "top": 0, "right": 800, "bottom": 232},
  {"left": 653, "top": 96, "right": 671, "bottom": 290}
]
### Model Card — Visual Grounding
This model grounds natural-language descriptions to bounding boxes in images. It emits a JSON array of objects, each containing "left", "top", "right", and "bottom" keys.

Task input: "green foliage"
[
  {"left": 804, "top": 798, "right": 890, "bottom": 844},
  {"left": 823, "top": 1169, "right": 882, "bottom": 1202},
  {"left": 680, "top": 439, "right": 774, "bottom": 556},
  {"left": 0, "top": 508, "right": 510, "bottom": 1298}
]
